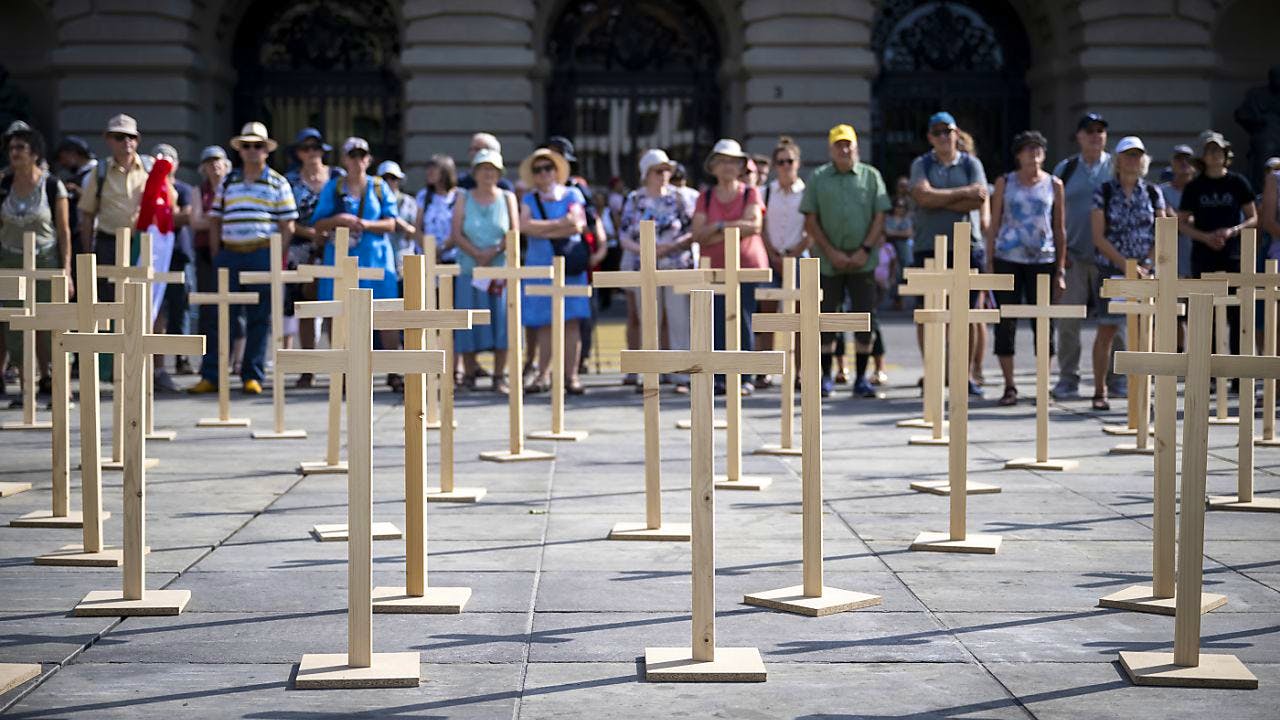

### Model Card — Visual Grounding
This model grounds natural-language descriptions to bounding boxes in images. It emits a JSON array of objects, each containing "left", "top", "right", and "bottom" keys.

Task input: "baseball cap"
[
  {"left": 1114, "top": 136, "right": 1146, "bottom": 155},
  {"left": 1076, "top": 112, "right": 1108, "bottom": 131},
  {"left": 56, "top": 135, "right": 92, "bottom": 157},
  {"left": 341, "top": 137, "right": 370, "bottom": 155},
  {"left": 1266, "top": 156, "right": 1280, "bottom": 171},
  {"left": 638, "top": 148, "right": 673, "bottom": 179},
  {"left": 927, "top": 112, "right": 957, "bottom": 129},
  {"left": 828, "top": 124, "right": 857, "bottom": 145},
  {"left": 293, "top": 127, "right": 332, "bottom": 153},
  {"left": 151, "top": 143, "right": 179, "bottom": 163},
  {"left": 471, "top": 147, "right": 504, "bottom": 171},
  {"left": 545, "top": 135, "right": 577, "bottom": 162},
  {"left": 200, "top": 145, "right": 228, "bottom": 163},
  {"left": 1198, "top": 130, "right": 1230, "bottom": 153},
  {"left": 1171, "top": 144, "right": 1194, "bottom": 158},
  {"left": 376, "top": 160, "right": 405, "bottom": 179}
]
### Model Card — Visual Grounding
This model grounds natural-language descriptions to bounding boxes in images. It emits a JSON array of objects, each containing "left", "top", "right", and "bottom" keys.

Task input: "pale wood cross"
[
  {"left": 0, "top": 230, "right": 64, "bottom": 430},
  {"left": 0, "top": 277, "right": 33, "bottom": 497},
  {"left": 428, "top": 270, "right": 490, "bottom": 503},
  {"left": 622, "top": 289, "right": 781, "bottom": 681},
  {"left": 420, "top": 238, "right": 461, "bottom": 429},
  {"left": 1102, "top": 260, "right": 1144, "bottom": 436},
  {"left": 1104, "top": 293, "right": 1182, "bottom": 455},
  {"left": 752, "top": 257, "right": 802, "bottom": 456},
  {"left": 1209, "top": 293, "right": 1241, "bottom": 426},
  {"left": 898, "top": 234, "right": 949, "bottom": 445},
  {"left": 903, "top": 222, "right": 1013, "bottom": 552},
  {"left": 63, "top": 281, "right": 204, "bottom": 616},
  {"left": 281, "top": 287, "right": 442, "bottom": 689},
  {"left": 1099, "top": 217, "right": 1229, "bottom": 608},
  {"left": 474, "top": 230, "right": 556, "bottom": 462},
  {"left": 1113, "top": 292, "right": 1262, "bottom": 689},
  {"left": 998, "top": 273, "right": 1086, "bottom": 471},
  {"left": 1257, "top": 259, "right": 1280, "bottom": 448},
  {"left": 237, "top": 233, "right": 311, "bottom": 439},
  {"left": 745, "top": 258, "right": 881, "bottom": 616},
  {"left": 189, "top": 268, "right": 260, "bottom": 427},
  {"left": 593, "top": 219, "right": 711, "bottom": 540},
  {"left": 525, "top": 255, "right": 593, "bottom": 441}
]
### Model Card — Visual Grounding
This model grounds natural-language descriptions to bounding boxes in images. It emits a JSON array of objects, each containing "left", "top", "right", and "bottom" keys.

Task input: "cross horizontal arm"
[
  {"left": 59, "top": 331, "right": 124, "bottom": 355},
  {"left": 297, "top": 264, "right": 386, "bottom": 281},
  {"left": 473, "top": 266, "right": 555, "bottom": 281},
  {"left": 277, "top": 349, "right": 346, "bottom": 374},
  {"left": 914, "top": 308, "right": 1001, "bottom": 324},
  {"left": 1202, "top": 271, "right": 1280, "bottom": 288},
  {"left": 426, "top": 264, "right": 461, "bottom": 279},
  {"left": 372, "top": 309, "right": 477, "bottom": 331},
  {"left": 998, "top": 304, "right": 1087, "bottom": 320},
  {"left": 752, "top": 314, "right": 799, "bottom": 333},
  {"left": 1106, "top": 300, "right": 1184, "bottom": 316},
  {"left": 294, "top": 298, "right": 404, "bottom": 319},
  {"left": 142, "top": 334, "right": 204, "bottom": 356},
  {"left": 1209, "top": 354, "right": 1280, "bottom": 381},
  {"left": 238, "top": 270, "right": 307, "bottom": 284},
  {"left": 754, "top": 287, "right": 802, "bottom": 302},
  {"left": 189, "top": 291, "right": 260, "bottom": 306},
  {"left": 1213, "top": 295, "right": 1240, "bottom": 307},
  {"left": 371, "top": 350, "right": 446, "bottom": 375},
  {"left": 619, "top": 349, "right": 784, "bottom": 376},
  {"left": 0, "top": 277, "right": 25, "bottom": 299},
  {"left": 0, "top": 268, "right": 63, "bottom": 281},
  {"left": 525, "top": 284, "right": 593, "bottom": 298},
  {"left": 1102, "top": 277, "right": 1228, "bottom": 299},
  {"left": 592, "top": 269, "right": 713, "bottom": 289},
  {"left": 1113, "top": 350, "right": 1188, "bottom": 378},
  {"left": 97, "top": 267, "right": 184, "bottom": 284},
  {"left": 707, "top": 268, "right": 773, "bottom": 284}
]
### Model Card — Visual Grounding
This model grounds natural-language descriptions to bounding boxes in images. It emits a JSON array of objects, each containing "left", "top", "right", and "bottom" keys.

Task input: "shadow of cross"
[{"left": 622, "top": 289, "right": 782, "bottom": 680}]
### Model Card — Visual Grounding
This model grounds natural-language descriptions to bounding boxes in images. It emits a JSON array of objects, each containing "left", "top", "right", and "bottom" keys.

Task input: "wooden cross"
[
  {"left": 428, "top": 270, "right": 490, "bottom": 503},
  {"left": 675, "top": 228, "right": 774, "bottom": 490},
  {"left": 1098, "top": 217, "right": 1229, "bottom": 613},
  {"left": 525, "top": 255, "right": 593, "bottom": 441},
  {"left": 1257, "top": 260, "right": 1280, "bottom": 448},
  {"left": 238, "top": 233, "right": 310, "bottom": 440},
  {"left": 622, "top": 289, "right": 781, "bottom": 682},
  {"left": 744, "top": 258, "right": 881, "bottom": 616},
  {"left": 752, "top": 257, "right": 802, "bottom": 456},
  {"left": 999, "top": 273, "right": 1086, "bottom": 471},
  {"left": 420, "top": 238, "right": 460, "bottom": 430},
  {"left": 294, "top": 241, "right": 387, "bottom": 475},
  {"left": 62, "top": 281, "right": 204, "bottom": 616},
  {"left": 0, "top": 231, "right": 63, "bottom": 430},
  {"left": 899, "top": 235, "right": 950, "bottom": 446},
  {"left": 1208, "top": 293, "right": 1241, "bottom": 426},
  {"left": 189, "top": 268, "right": 260, "bottom": 428},
  {"left": 1101, "top": 261, "right": 1146, "bottom": 436},
  {"left": 98, "top": 229, "right": 186, "bottom": 445},
  {"left": 1113, "top": 292, "right": 1260, "bottom": 689},
  {"left": 904, "top": 222, "right": 1013, "bottom": 553},
  {"left": 474, "top": 229, "right": 556, "bottom": 462},
  {"left": 1104, "top": 294, "right": 1176, "bottom": 455},
  {"left": 1203, "top": 229, "right": 1280, "bottom": 512},
  {"left": 0, "top": 278, "right": 29, "bottom": 496},
  {"left": 594, "top": 219, "right": 711, "bottom": 540},
  {"left": 33, "top": 256, "right": 132, "bottom": 566},
  {"left": 280, "top": 288, "right": 442, "bottom": 689}
]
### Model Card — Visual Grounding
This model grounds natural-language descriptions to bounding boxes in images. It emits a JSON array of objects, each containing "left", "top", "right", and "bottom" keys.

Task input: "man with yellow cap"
[{"left": 800, "top": 124, "right": 892, "bottom": 398}]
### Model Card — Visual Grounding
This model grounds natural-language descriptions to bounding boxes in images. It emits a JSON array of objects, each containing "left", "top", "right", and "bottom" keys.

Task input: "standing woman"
[
  {"left": 450, "top": 148, "right": 518, "bottom": 393},
  {"left": 984, "top": 131, "right": 1066, "bottom": 406},
  {"left": 0, "top": 123, "right": 71, "bottom": 402},
  {"left": 1091, "top": 136, "right": 1167, "bottom": 410},
  {"left": 689, "top": 138, "right": 767, "bottom": 395},
  {"left": 415, "top": 154, "right": 461, "bottom": 264},
  {"left": 759, "top": 136, "right": 808, "bottom": 387},
  {"left": 285, "top": 128, "right": 339, "bottom": 388},
  {"left": 310, "top": 137, "right": 401, "bottom": 360},
  {"left": 518, "top": 148, "right": 589, "bottom": 395}
]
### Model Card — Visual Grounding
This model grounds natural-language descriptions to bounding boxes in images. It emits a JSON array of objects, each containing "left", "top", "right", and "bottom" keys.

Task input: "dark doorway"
[
  {"left": 546, "top": 0, "right": 722, "bottom": 186},
  {"left": 872, "top": 0, "right": 1031, "bottom": 183},
  {"left": 232, "top": 0, "right": 402, "bottom": 172}
]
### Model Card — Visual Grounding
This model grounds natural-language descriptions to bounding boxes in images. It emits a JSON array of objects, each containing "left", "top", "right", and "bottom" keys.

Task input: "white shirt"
[{"left": 764, "top": 177, "right": 806, "bottom": 252}]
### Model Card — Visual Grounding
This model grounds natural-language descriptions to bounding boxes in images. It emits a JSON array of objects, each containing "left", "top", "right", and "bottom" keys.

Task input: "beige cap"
[{"left": 105, "top": 114, "right": 139, "bottom": 137}]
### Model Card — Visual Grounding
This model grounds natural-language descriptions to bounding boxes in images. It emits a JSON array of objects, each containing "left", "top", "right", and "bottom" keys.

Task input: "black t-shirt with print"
[{"left": 1180, "top": 171, "right": 1254, "bottom": 269}]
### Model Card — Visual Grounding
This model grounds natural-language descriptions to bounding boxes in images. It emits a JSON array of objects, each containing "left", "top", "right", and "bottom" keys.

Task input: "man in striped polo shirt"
[{"left": 189, "top": 122, "right": 297, "bottom": 395}]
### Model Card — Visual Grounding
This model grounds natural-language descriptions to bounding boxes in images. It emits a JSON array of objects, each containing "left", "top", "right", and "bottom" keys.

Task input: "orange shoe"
[
  {"left": 187, "top": 379, "right": 216, "bottom": 394},
  {"left": 243, "top": 379, "right": 263, "bottom": 395}
]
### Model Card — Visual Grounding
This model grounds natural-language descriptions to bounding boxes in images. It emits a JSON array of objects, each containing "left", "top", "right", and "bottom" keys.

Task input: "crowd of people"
[{"left": 1, "top": 110, "right": 1279, "bottom": 408}]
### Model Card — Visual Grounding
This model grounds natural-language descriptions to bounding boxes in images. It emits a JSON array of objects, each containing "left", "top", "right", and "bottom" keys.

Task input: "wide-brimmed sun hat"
[
  {"left": 519, "top": 147, "right": 569, "bottom": 187},
  {"left": 230, "top": 121, "right": 277, "bottom": 152},
  {"left": 703, "top": 138, "right": 747, "bottom": 173}
]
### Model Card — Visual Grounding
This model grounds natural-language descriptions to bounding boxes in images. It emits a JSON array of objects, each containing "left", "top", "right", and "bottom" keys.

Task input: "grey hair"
[{"left": 471, "top": 132, "right": 500, "bottom": 153}]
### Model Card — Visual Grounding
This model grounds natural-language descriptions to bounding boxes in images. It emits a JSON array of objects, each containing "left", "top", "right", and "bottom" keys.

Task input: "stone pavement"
[{"left": 1, "top": 315, "right": 1278, "bottom": 719}]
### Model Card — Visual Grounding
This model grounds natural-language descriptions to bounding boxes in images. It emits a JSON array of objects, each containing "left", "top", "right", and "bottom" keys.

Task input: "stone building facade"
[{"left": 3, "top": 0, "right": 1277, "bottom": 188}]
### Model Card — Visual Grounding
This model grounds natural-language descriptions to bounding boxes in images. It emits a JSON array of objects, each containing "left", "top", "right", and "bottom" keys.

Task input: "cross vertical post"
[
  {"left": 752, "top": 257, "right": 801, "bottom": 455},
  {"left": 1257, "top": 259, "right": 1280, "bottom": 447},
  {"left": 0, "top": 231, "right": 62, "bottom": 430},
  {"left": 426, "top": 271, "right": 489, "bottom": 502},
  {"left": 240, "top": 233, "right": 310, "bottom": 439},
  {"left": 0, "top": 276, "right": 31, "bottom": 495},
  {"left": 898, "top": 235, "right": 949, "bottom": 441},
  {"left": 190, "top": 267, "right": 259, "bottom": 427},
  {"left": 1106, "top": 294, "right": 1161, "bottom": 455},
  {"left": 527, "top": 255, "right": 593, "bottom": 441}
]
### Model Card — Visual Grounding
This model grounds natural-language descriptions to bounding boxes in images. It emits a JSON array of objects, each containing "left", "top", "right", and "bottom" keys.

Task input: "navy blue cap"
[
  {"left": 292, "top": 127, "right": 332, "bottom": 153},
  {"left": 1077, "top": 112, "right": 1108, "bottom": 131},
  {"left": 545, "top": 135, "right": 576, "bottom": 162},
  {"left": 57, "top": 135, "right": 93, "bottom": 157}
]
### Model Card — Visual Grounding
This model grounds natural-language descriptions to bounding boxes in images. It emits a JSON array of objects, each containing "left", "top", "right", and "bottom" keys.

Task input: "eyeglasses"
[
  {"left": 107, "top": 133, "right": 137, "bottom": 143},
  {"left": 532, "top": 164, "right": 556, "bottom": 174},
  {"left": 929, "top": 128, "right": 955, "bottom": 138},
  {"left": 298, "top": 144, "right": 323, "bottom": 152},
  {"left": 241, "top": 142, "right": 266, "bottom": 150},
  {"left": 774, "top": 158, "right": 795, "bottom": 166}
]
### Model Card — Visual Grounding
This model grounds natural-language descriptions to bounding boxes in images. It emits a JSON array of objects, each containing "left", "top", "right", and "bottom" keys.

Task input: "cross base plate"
[
  {"left": 196, "top": 417, "right": 251, "bottom": 428},
  {"left": 753, "top": 444, "right": 803, "bottom": 456},
  {"left": 713, "top": 475, "right": 772, "bottom": 491},
  {"left": 74, "top": 589, "right": 190, "bottom": 616},
  {"left": 1110, "top": 443, "right": 1155, "bottom": 455},
  {"left": 909, "top": 480, "right": 1000, "bottom": 495},
  {"left": 423, "top": 420, "right": 456, "bottom": 430},
  {"left": 101, "top": 458, "right": 160, "bottom": 471},
  {"left": 0, "top": 663, "right": 40, "bottom": 695},
  {"left": 896, "top": 417, "right": 932, "bottom": 429},
  {"left": 644, "top": 647, "right": 766, "bottom": 682},
  {"left": 35, "top": 543, "right": 146, "bottom": 567},
  {"left": 251, "top": 429, "right": 307, "bottom": 440},
  {"left": 0, "top": 482, "right": 31, "bottom": 497},
  {"left": 675, "top": 418, "right": 728, "bottom": 430},
  {"left": 10, "top": 510, "right": 110, "bottom": 529},
  {"left": 371, "top": 585, "right": 471, "bottom": 613},
  {"left": 1102, "top": 424, "right": 1152, "bottom": 436},
  {"left": 910, "top": 531, "right": 1001, "bottom": 554},
  {"left": 298, "top": 460, "right": 347, "bottom": 475},
  {"left": 527, "top": 429, "right": 589, "bottom": 442},
  {"left": 1119, "top": 651, "right": 1257, "bottom": 689},
  {"left": 1004, "top": 457, "right": 1078, "bottom": 472},
  {"left": 478, "top": 448, "right": 555, "bottom": 463},
  {"left": 426, "top": 486, "right": 487, "bottom": 503},
  {"left": 1207, "top": 495, "right": 1280, "bottom": 512},
  {"left": 1207, "top": 417, "right": 1239, "bottom": 425},
  {"left": 1255, "top": 436, "right": 1280, "bottom": 447},
  {"left": 743, "top": 585, "right": 882, "bottom": 616},
  {"left": 1, "top": 420, "right": 52, "bottom": 431},
  {"left": 294, "top": 652, "right": 420, "bottom": 689},
  {"left": 608, "top": 521, "right": 692, "bottom": 541},
  {"left": 146, "top": 430, "right": 177, "bottom": 441},
  {"left": 1097, "top": 585, "right": 1227, "bottom": 615},
  {"left": 310, "top": 522, "right": 402, "bottom": 542},
  {"left": 908, "top": 435, "right": 949, "bottom": 446}
]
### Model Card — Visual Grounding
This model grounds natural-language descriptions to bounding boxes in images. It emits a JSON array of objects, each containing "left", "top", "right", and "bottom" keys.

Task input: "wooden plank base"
[
  {"left": 644, "top": 647, "right": 766, "bottom": 682},
  {"left": 608, "top": 521, "right": 692, "bottom": 542},
  {"left": 742, "top": 585, "right": 882, "bottom": 617},
  {"left": 298, "top": 460, "right": 347, "bottom": 475},
  {"left": 425, "top": 487, "right": 487, "bottom": 503},
  {"left": 1207, "top": 495, "right": 1280, "bottom": 512},
  {"left": 1119, "top": 651, "right": 1257, "bottom": 689},
  {"left": 526, "top": 429, "right": 589, "bottom": 442},
  {"left": 1003, "top": 457, "right": 1079, "bottom": 472},
  {"left": 1098, "top": 585, "right": 1228, "bottom": 615},
  {"left": 34, "top": 543, "right": 146, "bottom": 567},
  {"left": 1, "top": 420, "right": 52, "bottom": 431},
  {"left": 1102, "top": 424, "right": 1153, "bottom": 436},
  {"left": 251, "top": 429, "right": 308, "bottom": 440},
  {"left": 195, "top": 417, "right": 251, "bottom": 428},
  {"left": 713, "top": 475, "right": 772, "bottom": 491},
  {"left": 896, "top": 417, "right": 932, "bottom": 428},
  {"left": 74, "top": 589, "right": 190, "bottom": 616},
  {"left": 371, "top": 585, "right": 471, "bottom": 614},
  {"left": 0, "top": 663, "right": 40, "bottom": 695},
  {"left": 675, "top": 418, "right": 728, "bottom": 430},
  {"left": 294, "top": 652, "right": 420, "bottom": 689},
  {"left": 910, "top": 531, "right": 1002, "bottom": 554},
  {"left": 908, "top": 435, "right": 949, "bottom": 446},
  {"left": 101, "top": 458, "right": 159, "bottom": 471},
  {"left": 909, "top": 480, "right": 1000, "bottom": 495},
  {"left": 1110, "top": 443, "right": 1155, "bottom": 456},
  {"left": 309, "top": 522, "right": 403, "bottom": 542},
  {"left": 753, "top": 444, "right": 803, "bottom": 456},
  {"left": 0, "top": 482, "right": 31, "bottom": 497},
  {"left": 478, "top": 448, "right": 555, "bottom": 463},
  {"left": 1255, "top": 436, "right": 1280, "bottom": 447},
  {"left": 146, "top": 430, "right": 177, "bottom": 441},
  {"left": 10, "top": 510, "right": 111, "bottom": 529},
  {"left": 1207, "top": 417, "right": 1239, "bottom": 425},
  {"left": 423, "top": 419, "right": 457, "bottom": 430}
]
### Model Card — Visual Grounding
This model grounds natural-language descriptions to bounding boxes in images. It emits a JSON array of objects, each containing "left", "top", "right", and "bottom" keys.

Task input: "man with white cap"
[
  {"left": 378, "top": 160, "right": 419, "bottom": 276},
  {"left": 189, "top": 122, "right": 297, "bottom": 396},
  {"left": 79, "top": 113, "right": 155, "bottom": 302}
]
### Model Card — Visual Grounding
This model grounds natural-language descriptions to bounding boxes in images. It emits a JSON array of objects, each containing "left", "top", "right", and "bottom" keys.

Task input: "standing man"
[
  {"left": 1159, "top": 144, "right": 1198, "bottom": 278},
  {"left": 801, "top": 123, "right": 892, "bottom": 398},
  {"left": 1051, "top": 112, "right": 1119, "bottom": 400},
  {"left": 78, "top": 114, "right": 153, "bottom": 302},
  {"left": 189, "top": 122, "right": 296, "bottom": 396}
]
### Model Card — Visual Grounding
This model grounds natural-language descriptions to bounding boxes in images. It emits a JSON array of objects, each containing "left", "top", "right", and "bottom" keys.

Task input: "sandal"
[
  {"left": 1091, "top": 396, "right": 1110, "bottom": 412},
  {"left": 567, "top": 380, "right": 585, "bottom": 396},
  {"left": 387, "top": 373, "right": 404, "bottom": 394},
  {"left": 754, "top": 374, "right": 774, "bottom": 389},
  {"left": 998, "top": 386, "right": 1018, "bottom": 406},
  {"left": 525, "top": 378, "right": 550, "bottom": 394},
  {"left": 493, "top": 375, "right": 509, "bottom": 395},
  {"left": 834, "top": 370, "right": 849, "bottom": 385},
  {"left": 295, "top": 373, "right": 314, "bottom": 389}
]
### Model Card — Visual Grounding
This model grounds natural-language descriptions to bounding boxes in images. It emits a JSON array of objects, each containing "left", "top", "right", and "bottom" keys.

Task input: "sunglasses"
[
  {"left": 774, "top": 158, "right": 795, "bottom": 166},
  {"left": 298, "top": 144, "right": 323, "bottom": 152},
  {"left": 107, "top": 133, "right": 137, "bottom": 143},
  {"left": 929, "top": 128, "right": 955, "bottom": 138},
  {"left": 241, "top": 142, "right": 267, "bottom": 150},
  {"left": 347, "top": 150, "right": 369, "bottom": 158},
  {"left": 532, "top": 164, "right": 556, "bottom": 174}
]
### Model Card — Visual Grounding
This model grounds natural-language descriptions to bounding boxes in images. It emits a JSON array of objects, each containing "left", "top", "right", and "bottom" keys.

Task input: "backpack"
[
  {"left": 1058, "top": 156, "right": 1080, "bottom": 186},
  {"left": 1099, "top": 180, "right": 1161, "bottom": 237},
  {"left": 95, "top": 153, "right": 155, "bottom": 206},
  {"left": 921, "top": 151, "right": 974, "bottom": 185},
  {"left": 0, "top": 172, "right": 62, "bottom": 218}
]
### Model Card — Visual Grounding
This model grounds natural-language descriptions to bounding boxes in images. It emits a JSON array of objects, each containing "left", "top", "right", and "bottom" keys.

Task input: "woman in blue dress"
[
  {"left": 518, "top": 148, "right": 589, "bottom": 395},
  {"left": 310, "top": 136, "right": 401, "bottom": 357}
]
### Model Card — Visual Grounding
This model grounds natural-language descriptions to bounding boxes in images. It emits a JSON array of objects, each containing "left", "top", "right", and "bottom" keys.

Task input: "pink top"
[{"left": 696, "top": 184, "right": 768, "bottom": 269}]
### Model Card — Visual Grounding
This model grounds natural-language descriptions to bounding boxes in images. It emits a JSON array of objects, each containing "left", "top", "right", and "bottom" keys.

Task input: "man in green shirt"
[{"left": 800, "top": 123, "right": 891, "bottom": 398}]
